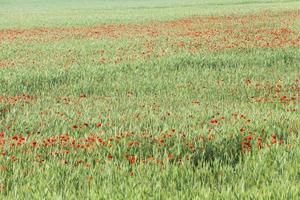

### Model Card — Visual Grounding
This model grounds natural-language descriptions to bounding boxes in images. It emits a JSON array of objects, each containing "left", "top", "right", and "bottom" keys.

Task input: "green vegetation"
[
  {"left": 0, "top": 0, "right": 300, "bottom": 28},
  {"left": 0, "top": 0, "right": 299, "bottom": 199}
]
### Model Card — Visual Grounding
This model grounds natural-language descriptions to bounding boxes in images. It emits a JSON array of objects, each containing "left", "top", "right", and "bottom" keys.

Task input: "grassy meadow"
[{"left": 0, "top": 0, "right": 300, "bottom": 199}]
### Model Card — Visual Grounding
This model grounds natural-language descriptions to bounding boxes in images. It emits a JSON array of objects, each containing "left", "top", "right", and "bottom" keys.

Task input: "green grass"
[
  {"left": 0, "top": 0, "right": 300, "bottom": 199},
  {"left": 0, "top": 0, "right": 300, "bottom": 28}
]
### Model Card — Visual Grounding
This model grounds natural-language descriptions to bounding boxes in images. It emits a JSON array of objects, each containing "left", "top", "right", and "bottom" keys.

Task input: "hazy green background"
[{"left": 1, "top": 0, "right": 300, "bottom": 28}]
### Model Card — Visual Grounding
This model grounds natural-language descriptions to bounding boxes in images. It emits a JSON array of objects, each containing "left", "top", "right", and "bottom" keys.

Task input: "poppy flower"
[
  {"left": 257, "top": 137, "right": 263, "bottom": 149},
  {"left": 72, "top": 125, "right": 78, "bottom": 129},
  {"left": 126, "top": 155, "right": 137, "bottom": 165},
  {"left": 210, "top": 119, "right": 218, "bottom": 124},
  {"left": 12, "top": 135, "right": 18, "bottom": 141},
  {"left": 0, "top": 132, "right": 5, "bottom": 137},
  {"left": 240, "top": 127, "right": 245, "bottom": 133},
  {"left": 271, "top": 134, "right": 277, "bottom": 144},
  {"left": 242, "top": 141, "right": 251, "bottom": 152},
  {"left": 31, "top": 141, "right": 38, "bottom": 147},
  {"left": 244, "top": 135, "right": 253, "bottom": 141},
  {"left": 280, "top": 96, "right": 287, "bottom": 101},
  {"left": 128, "top": 141, "right": 140, "bottom": 147},
  {"left": 10, "top": 156, "right": 17, "bottom": 162},
  {"left": 279, "top": 135, "right": 285, "bottom": 144},
  {"left": 168, "top": 153, "right": 173, "bottom": 160},
  {"left": 96, "top": 123, "right": 102, "bottom": 127},
  {"left": 245, "top": 79, "right": 252, "bottom": 85}
]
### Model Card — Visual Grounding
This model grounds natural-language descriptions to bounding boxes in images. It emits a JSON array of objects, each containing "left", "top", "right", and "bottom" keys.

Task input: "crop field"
[{"left": 0, "top": 0, "right": 300, "bottom": 199}]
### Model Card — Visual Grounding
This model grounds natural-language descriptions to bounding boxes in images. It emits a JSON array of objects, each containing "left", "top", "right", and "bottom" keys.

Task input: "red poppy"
[
  {"left": 98, "top": 138, "right": 106, "bottom": 145},
  {"left": 126, "top": 155, "right": 137, "bottom": 165},
  {"left": 168, "top": 153, "right": 173, "bottom": 160},
  {"left": 242, "top": 141, "right": 251, "bottom": 152},
  {"left": 96, "top": 123, "right": 102, "bottom": 127},
  {"left": 244, "top": 135, "right": 253, "bottom": 141},
  {"left": 240, "top": 115, "right": 246, "bottom": 119},
  {"left": 240, "top": 127, "right": 245, "bottom": 133},
  {"left": 0, "top": 132, "right": 5, "bottom": 137},
  {"left": 210, "top": 119, "right": 218, "bottom": 124},
  {"left": 280, "top": 96, "right": 287, "bottom": 101},
  {"left": 72, "top": 125, "right": 78, "bottom": 129},
  {"left": 245, "top": 79, "right": 252, "bottom": 85},
  {"left": 12, "top": 135, "right": 18, "bottom": 141},
  {"left": 10, "top": 156, "right": 17, "bottom": 162},
  {"left": 257, "top": 137, "right": 263, "bottom": 149},
  {"left": 64, "top": 150, "right": 70, "bottom": 154},
  {"left": 271, "top": 134, "right": 277, "bottom": 144},
  {"left": 128, "top": 141, "right": 140, "bottom": 147},
  {"left": 279, "top": 136, "right": 284, "bottom": 144},
  {"left": 31, "top": 141, "right": 38, "bottom": 147}
]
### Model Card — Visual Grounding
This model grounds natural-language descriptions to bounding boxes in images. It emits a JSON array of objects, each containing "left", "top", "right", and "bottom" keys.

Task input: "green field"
[{"left": 0, "top": 0, "right": 300, "bottom": 199}]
